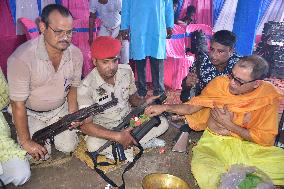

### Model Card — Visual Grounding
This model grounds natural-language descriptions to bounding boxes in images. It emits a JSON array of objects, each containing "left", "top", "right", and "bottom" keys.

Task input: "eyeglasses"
[
  {"left": 228, "top": 73, "right": 257, "bottom": 86},
  {"left": 48, "top": 25, "right": 73, "bottom": 38}
]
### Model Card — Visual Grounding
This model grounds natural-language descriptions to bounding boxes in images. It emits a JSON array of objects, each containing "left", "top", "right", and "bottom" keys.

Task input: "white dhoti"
[{"left": 0, "top": 158, "right": 30, "bottom": 186}]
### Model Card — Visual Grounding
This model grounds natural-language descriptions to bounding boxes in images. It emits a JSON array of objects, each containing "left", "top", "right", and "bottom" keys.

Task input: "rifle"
[
  {"left": 94, "top": 93, "right": 167, "bottom": 155},
  {"left": 87, "top": 94, "right": 166, "bottom": 189},
  {"left": 32, "top": 93, "right": 118, "bottom": 146}
]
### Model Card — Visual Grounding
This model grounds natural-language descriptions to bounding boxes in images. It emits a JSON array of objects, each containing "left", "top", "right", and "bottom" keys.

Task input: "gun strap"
[
  {"left": 87, "top": 143, "right": 144, "bottom": 189},
  {"left": 0, "top": 178, "right": 7, "bottom": 189},
  {"left": 118, "top": 143, "right": 143, "bottom": 189}
]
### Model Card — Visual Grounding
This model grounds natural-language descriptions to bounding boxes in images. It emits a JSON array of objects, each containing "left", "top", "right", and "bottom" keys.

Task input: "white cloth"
[
  {"left": 213, "top": 0, "right": 239, "bottom": 32},
  {"left": 89, "top": 0, "right": 122, "bottom": 30},
  {"left": 0, "top": 158, "right": 30, "bottom": 186},
  {"left": 256, "top": 0, "right": 284, "bottom": 35},
  {"left": 98, "top": 25, "right": 129, "bottom": 64}
]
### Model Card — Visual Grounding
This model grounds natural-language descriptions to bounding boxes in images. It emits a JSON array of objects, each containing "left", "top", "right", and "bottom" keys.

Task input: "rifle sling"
[
  {"left": 87, "top": 143, "right": 144, "bottom": 189},
  {"left": 0, "top": 178, "right": 7, "bottom": 189}
]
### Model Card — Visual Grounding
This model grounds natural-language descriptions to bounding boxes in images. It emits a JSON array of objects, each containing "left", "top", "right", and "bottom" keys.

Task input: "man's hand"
[
  {"left": 69, "top": 121, "right": 84, "bottom": 130},
  {"left": 145, "top": 95, "right": 160, "bottom": 105},
  {"left": 145, "top": 105, "right": 166, "bottom": 117},
  {"left": 166, "top": 28, "right": 173, "bottom": 39},
  {"left": 119, "top": 29, "right": 130, "bottom": 41},
  {"left": 22, "top": 140, "right": 48, "bottom": 160},
  {"left": 211, "top": 104, "right": 234, "bottom": 128},
  {"left": 185, "top": 72, "right": 199, "bottom": 87},
  {"left": 116, "top": 127, "right": 137, "bottom": 149}
]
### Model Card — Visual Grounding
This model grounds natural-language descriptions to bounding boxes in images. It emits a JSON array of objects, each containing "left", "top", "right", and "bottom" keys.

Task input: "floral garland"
[{"left": 129, "top": 114, "right": 150, "bottom": 128}]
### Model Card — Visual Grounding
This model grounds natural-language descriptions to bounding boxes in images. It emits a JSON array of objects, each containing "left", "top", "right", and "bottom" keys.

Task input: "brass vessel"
[{"left": 142, "top": 173, "right": 190, "bottom": 189}]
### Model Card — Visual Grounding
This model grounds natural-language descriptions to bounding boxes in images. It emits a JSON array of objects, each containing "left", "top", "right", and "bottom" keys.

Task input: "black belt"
[
  {"left": 26, "top": 103, "right": 65, "bottom": 113},
  {"left": 26, "top": 108, "right": 52, "bottom": 113}
]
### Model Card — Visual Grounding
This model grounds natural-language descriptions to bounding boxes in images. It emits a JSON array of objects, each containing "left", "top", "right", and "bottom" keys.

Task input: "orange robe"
[{"left": 185, "top": 76, "right": 283, "bottom": 146}]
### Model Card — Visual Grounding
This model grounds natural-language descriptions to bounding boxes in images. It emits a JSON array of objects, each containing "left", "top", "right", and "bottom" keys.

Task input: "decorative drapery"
[
  {"left": 213, "top": 0, "right": 225, "bottom": 25},
  {"left": 232, "top": 0, "right": 263, "bottom": 55},
  {"left": 213, "top": 0, "right": 238, "bottom": 32},
  {"left": 257, "top": 0, "right": 284, "bottom": 35}
]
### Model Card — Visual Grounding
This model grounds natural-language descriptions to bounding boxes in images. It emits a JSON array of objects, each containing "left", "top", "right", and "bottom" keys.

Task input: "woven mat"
[
  {"left": 30, "top": 155, "right": 72, "bottom": 169},
  {"left": 73, "top": 136, "right": 154, "bottom": 173},
  {"left": 73, "top": 137, "right": 128, "bottom": 173}
]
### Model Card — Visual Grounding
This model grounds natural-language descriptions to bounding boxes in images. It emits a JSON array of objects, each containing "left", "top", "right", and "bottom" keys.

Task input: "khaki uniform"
[
  {"left": 7, "top": 35, "right": 83, "bottom": 153},
  {"left": 77, "top": 64, "right": 168, "bottom": 159}
]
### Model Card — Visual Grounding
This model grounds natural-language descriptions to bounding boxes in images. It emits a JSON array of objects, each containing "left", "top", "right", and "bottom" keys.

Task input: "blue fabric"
[
  {"left": 257, "top": 0, "right": 272, "bottom": 27},
  {"left": 72, "top": 27, "right": 99, "bottom": 32},
  {"left": 37, "top": 0, "right": 42, "bottom": 16},
  {"left": 55, "top": 0, "right": 61, "bottom": 4},
  {"left": 121, "top": 0, "right": 174, "bottom": 60},
  {"left": 9, "top": 0, "right": 16, "bottom": 24},
  {"left": 28, "top": 28, "right": 39, "bottom": 33},
  {"left": 175, "top": 0, "right": 184, "bottom": 21},
  {"left": 213, "top": 0, "right": 225, "bottom": 25},
  {"left": 232, "top": 0, "right": 263, "bottom": 55}
]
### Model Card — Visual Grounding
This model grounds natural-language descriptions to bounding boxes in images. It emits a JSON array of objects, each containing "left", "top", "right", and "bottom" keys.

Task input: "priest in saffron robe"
[{"left": 145, "top": 55, "right": 284, "bottom": 188}]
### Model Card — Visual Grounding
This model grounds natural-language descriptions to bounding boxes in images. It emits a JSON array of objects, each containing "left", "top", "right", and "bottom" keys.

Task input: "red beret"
[{"left": 91, "top": 36, "right": 121, "bottom": 59}]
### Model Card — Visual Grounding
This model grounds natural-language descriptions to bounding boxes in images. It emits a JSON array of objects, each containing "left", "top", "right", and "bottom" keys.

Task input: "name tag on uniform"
[{"left": 99, "top": 95, "right": 109, "bottom": 102}]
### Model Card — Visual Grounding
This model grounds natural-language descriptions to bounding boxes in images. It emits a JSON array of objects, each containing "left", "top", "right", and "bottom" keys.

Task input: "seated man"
[
  {"left": 180, "top": 30, "right": 241, "bottom": 102},
  {"left": 7, "top": 4, "right": 83, "bottom": 160},
  {"left": 77, "top": 36, "right": 168, "bottom": 161},
  {"left": 0, "top": 69, "right": 30, "bottom": 186},
  {"left": 146, "top": 55, "right": 284, "bottom": 188}
]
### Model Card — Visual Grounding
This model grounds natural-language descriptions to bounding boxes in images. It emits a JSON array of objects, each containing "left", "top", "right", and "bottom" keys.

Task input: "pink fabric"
[
  {"left": 179, "top": 0, "right": 191, "bottom": 19},
  {"left": 164, "top": 57, "right": 194, "bottom": 89},
  {"left": 0, "top": 0, "right": 16, "bottom": 37},
  {"left": 193, "top": 0, "right": 212, "bottom": 27},
  {"left": 72, "top": 19, "right": 93, "bottom": 77},
  {"left": 180, "top": 0, "right": 212, "bottom": 27},
  {"left": 166, "top": 24, "right": 187, "bottom": 58},
  {"left": 72, "top": 18, "right": 101, "bottom": 77},
  {"left": 18, "top": 17, "right": 40, "bottom": 40},
  {"left": 0, "top": 0, "right": 27, "bottom": 76},
  {"left": 255, "top": 35, "right": 262, "bottom": 47},
  {"left": 61, "top": 0, "right": 89, "bottom": 20},
  {"left": 134, "top": 56, "right": 194, "bottom": 90}
]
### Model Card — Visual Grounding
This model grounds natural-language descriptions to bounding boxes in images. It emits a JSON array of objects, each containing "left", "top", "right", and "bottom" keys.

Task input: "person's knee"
[
  {"left": 85, "top": 136, "right": 105, "bottom": 152},
  {"left": 54, "top": 131, "right": 78, "bottom": 153},
  {"left": 55, "top": 137, "right": 78, "bottom": 153},
  {"left": 56, "top": 141, "right": 78, "bottom": 153},
  {"left": 12, "top": 165, "right": 31, "bottom": 186}
]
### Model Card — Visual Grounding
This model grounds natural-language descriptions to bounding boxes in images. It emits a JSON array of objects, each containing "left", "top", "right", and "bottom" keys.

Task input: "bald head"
[{"left": 236, "top": 55, "right": 269, "bottom": 80}]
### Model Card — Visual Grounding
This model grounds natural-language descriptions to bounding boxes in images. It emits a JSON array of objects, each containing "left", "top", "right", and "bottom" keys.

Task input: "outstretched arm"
[{"left": 145, "top": 104, "right": 203, "bottom": 117}]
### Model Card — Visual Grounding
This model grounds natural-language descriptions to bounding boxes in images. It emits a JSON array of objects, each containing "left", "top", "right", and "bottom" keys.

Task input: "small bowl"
[{"left": 142, "top": 173, "right": 190, "bottom": 189}]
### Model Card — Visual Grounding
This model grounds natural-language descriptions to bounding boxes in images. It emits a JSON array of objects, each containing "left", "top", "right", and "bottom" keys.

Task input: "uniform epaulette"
[{"left": 118, "top": 64, "right": 132, "bottom": 70}]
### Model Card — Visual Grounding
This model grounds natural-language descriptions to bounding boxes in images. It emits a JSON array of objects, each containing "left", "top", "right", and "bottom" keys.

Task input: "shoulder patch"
[{"left": 118, "top": 64, "right": 132, "bottom": 70}]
